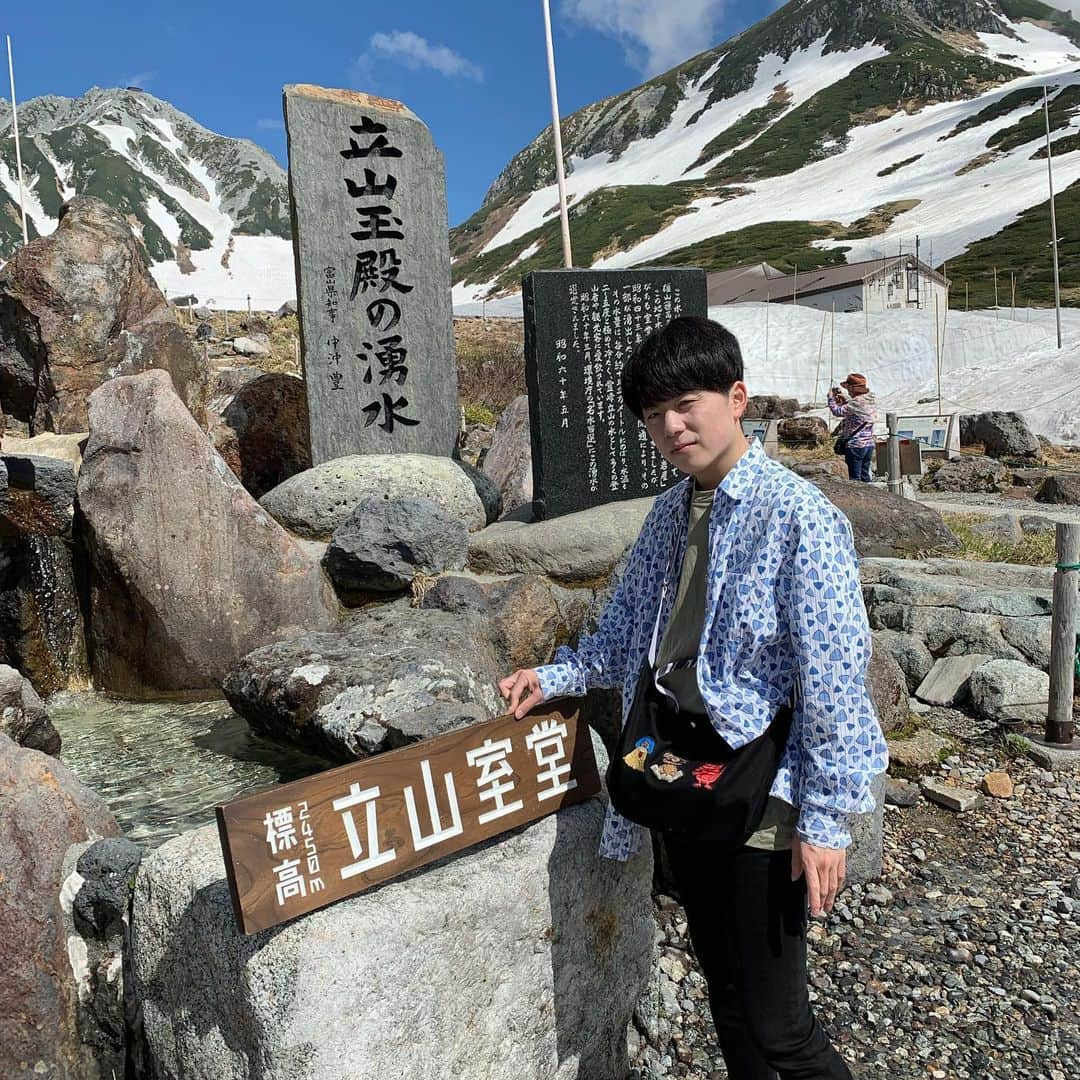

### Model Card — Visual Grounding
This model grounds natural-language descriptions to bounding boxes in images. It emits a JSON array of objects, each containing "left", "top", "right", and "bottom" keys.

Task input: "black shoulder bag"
[
  {"left": 833, "top": 418, "right": 870, "bottom": 456},
  {"left": 605, "top": 579, "right": 793, "bottom": 851}
]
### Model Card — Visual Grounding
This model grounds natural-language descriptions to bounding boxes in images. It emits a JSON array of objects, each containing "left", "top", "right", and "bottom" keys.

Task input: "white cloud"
[
  {"left": 123, "top": 71, "right": 155, "bottom": 90},
  {"left": 560, "top": 0, "right": 727, "bottom": 76},
  {"left": 366, "top": 30, "right": 483, "bottom": 81}
]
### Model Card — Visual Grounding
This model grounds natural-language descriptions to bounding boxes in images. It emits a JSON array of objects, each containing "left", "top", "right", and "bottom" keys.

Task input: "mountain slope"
[
  {"left": 0, "top": 87, "right": 293, "bottom": 306},
  {"left": 451, "top": 0, "right": 1080, "bottom": 307}
]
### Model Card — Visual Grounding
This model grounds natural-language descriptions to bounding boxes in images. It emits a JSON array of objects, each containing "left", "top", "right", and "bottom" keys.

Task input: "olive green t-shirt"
[{"left": 655, "top": 483, "right": 797, "bottom": 852}]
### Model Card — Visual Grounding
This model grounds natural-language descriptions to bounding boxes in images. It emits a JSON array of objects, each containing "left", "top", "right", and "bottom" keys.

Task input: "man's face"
[{"left": 641, "top": 384, "right": 748, "bottom": 485}]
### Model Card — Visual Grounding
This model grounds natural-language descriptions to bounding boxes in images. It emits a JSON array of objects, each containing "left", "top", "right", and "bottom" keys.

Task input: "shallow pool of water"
[{"left": 49, "top": 693, "right": 332, "bottom": 848}]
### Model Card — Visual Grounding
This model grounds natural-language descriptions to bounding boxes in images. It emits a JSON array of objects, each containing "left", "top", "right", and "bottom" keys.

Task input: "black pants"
[{"left": 665, "top": 837, "right": 853, "bottom": 1080}]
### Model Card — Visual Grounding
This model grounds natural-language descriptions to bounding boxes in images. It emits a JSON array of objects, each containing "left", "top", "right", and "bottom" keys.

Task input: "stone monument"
[
  {"left": 283, "top": 85, "right": 458, "bottom": 464},
  {"left": 523, "top": 268, "right": 707, "bottom": 518}
]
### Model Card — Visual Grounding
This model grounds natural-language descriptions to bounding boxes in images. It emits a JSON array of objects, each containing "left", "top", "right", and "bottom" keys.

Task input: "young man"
[{"left": 500, "top": 316, "right": 887, "bottom": 1080}]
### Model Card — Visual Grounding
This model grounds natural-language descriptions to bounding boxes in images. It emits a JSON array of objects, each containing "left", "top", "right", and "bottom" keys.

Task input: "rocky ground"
[{"left": 631, "top": 707, "right": 1080, "bottom": 1080}]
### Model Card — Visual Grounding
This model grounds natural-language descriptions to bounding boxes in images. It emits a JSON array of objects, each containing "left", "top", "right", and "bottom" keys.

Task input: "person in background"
[{"left": 828, "top": 374, "right": 878, "bottom": 482}]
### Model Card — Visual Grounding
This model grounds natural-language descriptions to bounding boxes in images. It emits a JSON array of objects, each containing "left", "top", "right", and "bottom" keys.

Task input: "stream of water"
[{"left": 49, "top": 692, "right": 332, "bottom": 847}]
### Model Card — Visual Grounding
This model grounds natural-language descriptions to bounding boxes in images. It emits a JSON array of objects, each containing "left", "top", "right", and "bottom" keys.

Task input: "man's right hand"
[{"left": 498, "top": 669, "right": 544, "bottom": 719}]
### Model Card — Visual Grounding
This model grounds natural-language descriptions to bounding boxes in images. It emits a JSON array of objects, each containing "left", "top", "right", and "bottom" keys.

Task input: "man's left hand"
[{"left": 791, "top": 840, "right": 846, "bottom": 918}]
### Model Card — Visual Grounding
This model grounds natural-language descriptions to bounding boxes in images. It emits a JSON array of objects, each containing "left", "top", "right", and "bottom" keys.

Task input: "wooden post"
[
  {"left": 965, "top": 282, "right": 969, "bottom": 312},
  {"left": 764, "top": 293, "right": 770, "bottom": 367},
  {"left": 1046, "top": 523, "right": 1080, "bottom": 744},
  {"left": 247, "top": 295, "right": 252, "bottom": 314},
  {"left": 830, "top": 301, "right": 836, "bottom": 388},
  {"left": 813, "top": 311, "right": 827, "bottom": 405},
  {"left": 224, "top": 308, "right": 230, "bottom": 336},
  {"left": 993, "top": 266, "right": 998, "bottom": 318},
  {"left": 886, "top": 412, "right": 902, "bottom": 496},
  {"left": 1011, "top": 272, "right": 1016, "bottom": 321}
]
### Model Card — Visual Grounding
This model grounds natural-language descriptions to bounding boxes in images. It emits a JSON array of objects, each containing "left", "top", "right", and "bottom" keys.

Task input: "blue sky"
[{"left": 4, "top": 1, "right": 777, "bottom": 226}]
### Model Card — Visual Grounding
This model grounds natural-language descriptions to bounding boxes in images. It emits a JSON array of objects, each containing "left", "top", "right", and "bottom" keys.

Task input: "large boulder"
[
  {"left": 866, "top": 634, "right": 909, "bottom": 735},
  {"left": 967, "top": 658, "right": 1050, "bottom": 723},
  {"left": 469, "top": 496, "right": 654, "bottom": 583},
  {"left": 0, "top": 663, "right": 60, "bottom": 753},
  {"left": 78, "top": 370, "right": 338, "bottom": 698},
  {"left": 323, "top": 496, "right": 469, "bottom": 597},
  {"left": 0, "top": 197, "right": 208, "bottom": 433},
  {"left": 0, "top": 734, "right": 121, "bottom": 1080},
  {"left": 0, "top": 535, "right": 87, "bottom": 695},
  {"left": 208, "top": 371, "right": 311, "bottom": 500},
  {"left": 260, "top": 454, "right": 486, "bottom": 540},
  {"left": 870, "top": 628, "right": 934, "bottom": 695},
  {"left": 744, "top": 395, "right": 799, "bottom": 419},
  {"left": 1034, "top": 473, "right": 1080, "bottom": 506},
  {"left": 482, "top": 395, "right": 533, "bottom": 516},
  {"left": 1, "top": 432, "right": 87, "bottom": 472},
  {"left": 926, "top": 455, "right": 1008, "bottom": 494},
  {"left": 222, "top": 604, "right": 503, "bottom": 761},
  {"left": 132, "top": 794, "right": 653, "bottom": 1080},
  {"left": 808, "top": 478, "right": 960, "bottom": 558},
  {"left": 778, "top": 416, "right": 829, "bottom": 447},
  {"left": 960, "top": 411, "right": 1040, "bottom": 458}
]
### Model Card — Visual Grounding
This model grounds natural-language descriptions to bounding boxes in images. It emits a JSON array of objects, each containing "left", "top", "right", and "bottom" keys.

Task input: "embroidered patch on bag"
[
  {"left": 650, "top": 752, "right": 685, "bottom": 783},
  {"left": 623, "top": 737, "right": 655, "bottom": 772},
  {"left": 692, "top": 762, "right": 725, "bottom": 790}
]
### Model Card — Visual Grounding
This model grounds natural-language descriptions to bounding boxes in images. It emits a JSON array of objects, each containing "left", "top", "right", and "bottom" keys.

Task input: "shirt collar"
[{"left": 718, "top": 438, "right": 766, "bottom": 503}]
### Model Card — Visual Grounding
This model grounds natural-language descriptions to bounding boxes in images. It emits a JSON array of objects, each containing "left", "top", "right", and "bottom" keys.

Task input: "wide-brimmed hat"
[{"left": 840, "top": 372, "right": 869, "bottom": 394}]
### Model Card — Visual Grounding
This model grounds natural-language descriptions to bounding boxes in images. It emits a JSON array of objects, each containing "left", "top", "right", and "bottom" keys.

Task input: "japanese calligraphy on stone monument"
[{"left": 523, "top": 268, "right": 708, "bottom": 519}]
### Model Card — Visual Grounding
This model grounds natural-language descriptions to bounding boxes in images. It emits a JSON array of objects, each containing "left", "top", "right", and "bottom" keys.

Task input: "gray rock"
[
  {"left": 960, "top": 411, "right": 1040, "bottom": 458},
  {"left": 885, "top": 777, "right": 920, "bottom": 807},
  {"left": 194, "top": 320, "right": 213, "bottom": 341},
  {"left": 194, "top": 306, "right": 213, "bottom": 321},
  {"left": 1035, "top": 473, "right": 1080, "bottom": 506},
  {"left": 848, "top": 772, "right": 887, "bottom": 884},
  {"left": 469, "top": 496, "right": 653, "bottom": 583},
  {"left": 222, "top": 603, "right": 503, "bottom": 761},
  {"left": 132, "top": 791, "right": 653, "bottom": 1080},
  {"left": 1020, "top": 513, "right": 1058, "bottom": 536},
  {"left": 867, "top": 634, "right": 910, "bottom": 734},
  {"left": 285, "top": 86, "right": 457, "bottom": 463},
  {"left": 967, "top": 658, "right": 1050, "bottom": 722},
  {"left": 0, "top": 432, "right": 87, "bottom": 472},
  {"left": 482, "top": 394, "right": 533, "bottom": 515},
  {"left": 73, "top": 837, "right": 144, "bottom": 939},
  {"left": 970, "top": 514, "right": 1023, "bottom": 546},
  {"left": 78, "top": 370, "right": 338, "bottom": 698},
  {"left": 0, "top": 663, "right": 59, "bottom": 753},
  {"left": 324, "top": 496, "right": 469, "bottom": 596},
  {"left": 927, "top": 455, "right": 1009, "bottom": 494},
  {"left": 744, "top": 395, "right": 799, "bottom": 419},
  {"left": 887, "top": 727, "right": 954, "bottom": 769},
  {"left": 870, "top": 629, "right": 934, "bottom": 694},
  {"left": 0, "top": 453, "right": 76, "bottom": 536},
  {"left": 0, "top": 733, "right": 121, "bottom": 1080},
  {"left": 914, "top": 654, "right": 991, "bottom": 706},
  {"left": 260, "top": 453, "right": 486, "bottom": 540},
  {"left": 921, "top": 777, "right": 984, "bottom": 812},
  {"left": 230, "top": 333, "right": 271, "bottom": 358},
  {"left": 275, "top": 300, "right": 298, "bottom": 317},
  {"left": 778, "top": 416, "right": 829, "bottom": 446},
  {"left": 453, "top": 456, "right": 502, "bottom": 524}
]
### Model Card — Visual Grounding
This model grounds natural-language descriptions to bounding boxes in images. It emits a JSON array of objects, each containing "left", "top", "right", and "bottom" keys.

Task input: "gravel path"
[
  {"left": 916, "top": 491, "right": 1080, "bottom": 524},
  {"left": 630, "top": 708, "right": 1080, "bottom": 1080}
]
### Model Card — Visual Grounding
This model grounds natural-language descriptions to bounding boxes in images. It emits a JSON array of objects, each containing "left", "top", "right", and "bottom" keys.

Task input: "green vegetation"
[
  {"left": 987, "top": 85, "right": 1080, "bottom": 154},
  {"left": 134, "top": 135, "right": 206, "bottom": 199},
  {"left": 940, "top": 512, "right": 1057, "bottom": 565},
  {"left": 945, "top": 178, "right": 1080, "bottom": 308},
  {"left": 655, "top": 219, "right": 848, "bottom": 274},
  {"left": 232, "top": 178, "right": 291, "bottom": 239},
  {"left": 942, "top": 86, "right": 1045, "bottom": 141},
  {"left": 690, "top": 98, "right": 788, "bottom": 171},
  {"left": 453, "top": 183, "right": 701, "bottom": 293}
]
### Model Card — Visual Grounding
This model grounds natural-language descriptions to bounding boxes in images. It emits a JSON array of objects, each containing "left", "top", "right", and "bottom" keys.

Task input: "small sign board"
[
  {"left": 874, "top": 438, "right": 924, "bottom": 477},
  {"left": 217, "top": 705, "right": 600, "bottom": 934},
  {"left": 741, "top": 418, "right": 779, "bottom": 458},
  {"left": 893, "top": 413, "right": 959, "bottom": 459}
]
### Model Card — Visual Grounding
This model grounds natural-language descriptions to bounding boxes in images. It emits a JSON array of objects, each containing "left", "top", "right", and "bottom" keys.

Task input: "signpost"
[
  {"left": 892, "top": 413, "right": 960, "bottom": 459},
  {"left": 217, "top": 704, "right": 600, "bottom": 934}
]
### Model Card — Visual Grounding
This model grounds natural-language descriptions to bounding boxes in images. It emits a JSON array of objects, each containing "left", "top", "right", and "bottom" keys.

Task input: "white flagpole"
[
  {"left": 1044, "top": 84, "right": 1063, "bottom": 349},
  {"left": 6, "top": 35, "right": 29, "bottom": 246},
  {"left": 541, "top": 0, "right": 573, "bottom": 268}
]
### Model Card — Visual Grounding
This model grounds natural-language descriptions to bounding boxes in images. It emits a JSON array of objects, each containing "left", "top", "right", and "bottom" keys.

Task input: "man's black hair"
[{"left": 620, "top": 315, "right": 744, "bottom": 420}]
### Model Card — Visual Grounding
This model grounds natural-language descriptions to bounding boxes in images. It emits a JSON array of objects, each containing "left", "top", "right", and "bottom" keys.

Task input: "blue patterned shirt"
[{"left": 535, "top": 439, "right": 888, "bottom": 860}]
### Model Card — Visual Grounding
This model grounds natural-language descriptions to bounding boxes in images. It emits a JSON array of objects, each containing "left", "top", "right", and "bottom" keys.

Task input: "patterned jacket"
[
  {"left": 828, "top": 391, "right": 878, "bottom": 449},
  {"left": 535, "top": 439, "right": 888, "bottom": 860}
]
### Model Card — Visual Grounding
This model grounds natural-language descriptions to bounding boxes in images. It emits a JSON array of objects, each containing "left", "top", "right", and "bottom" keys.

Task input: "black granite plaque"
[{"left": 523, "top": 268, "right": 707, "bottom": 519}]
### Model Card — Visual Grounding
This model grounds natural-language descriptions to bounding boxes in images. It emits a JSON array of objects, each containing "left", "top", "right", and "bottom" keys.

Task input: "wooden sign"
[{"left": 217, "top": 704, "right": 600, "bottom": 934}]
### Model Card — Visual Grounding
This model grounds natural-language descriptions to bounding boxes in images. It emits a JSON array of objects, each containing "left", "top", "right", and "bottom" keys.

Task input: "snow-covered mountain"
[
  {"left": 0, "top": 87, "right": 294, "bottom": 308},
  {"left": 452, "top": 0, "right": 1080, "bottom": 312}
]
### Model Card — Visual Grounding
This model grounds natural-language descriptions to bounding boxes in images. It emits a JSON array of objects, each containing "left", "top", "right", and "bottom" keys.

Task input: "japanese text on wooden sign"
[{"left": 217, "top": 705, "right": 600, "bottom": 934}]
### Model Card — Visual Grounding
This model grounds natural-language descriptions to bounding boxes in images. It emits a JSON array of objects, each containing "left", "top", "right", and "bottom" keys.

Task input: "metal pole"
[
  {"left": 1044, "top": 84, "right": 1063, "bottom": 349},
  {"left": 830, "top": 301, "right": 835, "bottom": 388},
  {"left": 764, "top": 292, "right": 769, "bottom": 367},
  {"left": 793, "top": 264, "right": 799, "bottom": 307},
  {"left": 1011, "top": 272, "right": 1016, "bottom": 321},
  {"left": 886, "top": 412, "right": 902, "bottom": 496},
  {"left": 224, "top": 308, "right": 230, "bottom": 336},
  {"left": 994, "top": 266, "right": 998, "bottom": 318},
  {"left": 542, "top": 0, "right": 573, "bottom": 268},
  {"left": 935, "top": 292, "right": 942, "bottom": 415},
  {"left": 813, "top": 311, "right": 827, "bottom": 405},
  {"left": 6, "top": 36, "right": 29, "bottom": 246},
  {"left": 1046, "top": 523, "right": 1079, "bottom": 744}
]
